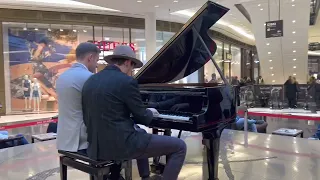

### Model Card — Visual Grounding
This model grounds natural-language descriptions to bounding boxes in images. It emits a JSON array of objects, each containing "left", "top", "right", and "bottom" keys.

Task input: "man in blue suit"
[{"left": 82, "top": 45, "right": 187, "bottom": 180}]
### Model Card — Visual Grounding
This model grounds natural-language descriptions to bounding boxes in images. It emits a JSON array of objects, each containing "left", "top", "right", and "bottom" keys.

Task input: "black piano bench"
[{"left": 58, "top": 150, "right": 132, "bottom": 180}]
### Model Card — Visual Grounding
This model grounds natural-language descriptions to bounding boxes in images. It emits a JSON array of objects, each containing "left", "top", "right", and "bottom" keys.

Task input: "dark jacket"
[
  {"left": 82, "top": 65, "right": 153, "bottom": 161},
  {"left": 284, "top": 80, "right": 298, "bottom": 99}
]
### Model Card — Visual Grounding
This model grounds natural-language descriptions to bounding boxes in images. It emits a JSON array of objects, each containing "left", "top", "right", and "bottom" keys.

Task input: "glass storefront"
[
  {"left": 2, "top": 21, "right": 185, "bottom": 114},
  {"left": 204, "top": 39, "right": 241, "bottom": 84},
  {"left": 3, "top": 22, "right": 95, "bottom": 113}
]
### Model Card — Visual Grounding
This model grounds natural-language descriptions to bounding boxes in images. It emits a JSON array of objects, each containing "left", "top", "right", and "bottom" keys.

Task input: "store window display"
[
  {"left": 3, "top": 22, "right": 93, "bottom": 113},
  {"left": 22, "top": 75, "right": 31, "bottom": 110},
  {"left": 31, "top": 78, "right": 41, "bottom": 112}
]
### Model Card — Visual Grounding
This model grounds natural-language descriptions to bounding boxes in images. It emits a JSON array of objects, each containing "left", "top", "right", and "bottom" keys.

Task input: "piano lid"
[{"left": 134, "top": 2, "right": 229, "bottom": 84}]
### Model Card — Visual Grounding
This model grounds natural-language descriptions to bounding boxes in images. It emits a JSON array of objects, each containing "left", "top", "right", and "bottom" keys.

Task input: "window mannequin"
[
  {"left": 22, "top": 75, "right": 31, "bottom": 110},
  {"left": 31, "top": 78, "right": 41, "bottom": 112}
]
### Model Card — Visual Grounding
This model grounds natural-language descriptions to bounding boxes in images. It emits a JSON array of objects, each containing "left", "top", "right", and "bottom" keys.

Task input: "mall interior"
[{"left": 0, "top": 0, "right": 320, "bottom": 179}]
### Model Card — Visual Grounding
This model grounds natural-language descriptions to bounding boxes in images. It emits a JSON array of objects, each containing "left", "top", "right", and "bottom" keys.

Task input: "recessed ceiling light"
[
  {"left": 292, "top": 0, "right": 295, "bottom": 2},
  {"left": 83, "top": 30, "right": 87, "bottom": 33},
  {"left": 60, "top": 29, "right": 63, "bottom": 32},
  {"left": 269, "top": 59, "right": 273, "bottom": 62},
  {"left": 258, "top": 4, "right": 261, "bottom": 6},
  {"left": 292, "top": 31, "right": 296, "bottom": 34},
  {"left": 270, "top": 67, "right": 273, "bottom": 69},
  {"left": 260, "top": 8, "right": 264, "bottom": 11},
  {"left": 293, "top": 73, "right": 296, "bottom": 76},
  {"left": 173, "top": 0, "right": 178, "bottom": 2},
  {"left": 23, "top": 27, "right": 27, "bottom": 31},
  {"left": 48, "top": 28, "right": 51, "bottom": 32},
  {"left": 34, "top": 28, "right": 38, "bottom": 31},
  {"left": 292, "top": 20, "right": 296, "bottom": 23},
  {"left": 271, "top": 74, "right": 274, "bottom": 76},
  {"left": 272, "top": 80, "right": 276, "bottom": 82},
  {"left": 137, "top": 0, "right": 142, "bottom": 2},
  {"left": 292, "top": 4, "right": 295, "bottom": 6},
  {"left": 293, "top": 50, "right": 296, "bottom": 53},
  {"left": 293, "top": 41, "right": 296, "bottom": 44},
  {"left": 293, "top": 58, "right": 297, "bottom": 61},
  {"left": 268, "top": 52, "right": 271, "bottom": 54},
  {"left": 154, "top": 5, "right": 159, "bottom": 7},
  {"left": 266, "top": 43, "right": 270, "bottom": 46},
  {"left": 293, "top": 66, "right": 297, "bottom": 68}
]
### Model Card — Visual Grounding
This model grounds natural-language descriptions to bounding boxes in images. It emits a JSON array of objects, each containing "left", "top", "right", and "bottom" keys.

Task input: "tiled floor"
[
  {"left": 1, "top": 109, "right": 320, "bottom": 179},
  {"left": 2, "top": 130, "right": 320, "bottom": 180}
]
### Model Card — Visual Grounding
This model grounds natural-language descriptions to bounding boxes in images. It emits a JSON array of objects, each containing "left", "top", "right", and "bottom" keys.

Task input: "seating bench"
[{"left": 58, "top": 150, "right": 132, "bottom": 180}]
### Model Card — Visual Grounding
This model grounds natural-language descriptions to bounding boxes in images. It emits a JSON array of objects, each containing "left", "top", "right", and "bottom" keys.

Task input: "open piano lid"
[{"left": 134, "top": 2, "right": 229, "bottom": 84}]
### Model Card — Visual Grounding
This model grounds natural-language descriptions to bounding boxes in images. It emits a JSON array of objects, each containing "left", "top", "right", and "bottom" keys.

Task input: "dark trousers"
[
  {"left": 288, "top": 98, "right": 296, "bottom": 108},
  {"left": 132, "top": 134, "right": 187, "bottom": 180}
]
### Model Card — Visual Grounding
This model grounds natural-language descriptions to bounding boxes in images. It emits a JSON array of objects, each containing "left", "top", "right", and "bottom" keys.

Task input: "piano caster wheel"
[{"left": 150, "top": 163, "right": 165, "bottom": 175}]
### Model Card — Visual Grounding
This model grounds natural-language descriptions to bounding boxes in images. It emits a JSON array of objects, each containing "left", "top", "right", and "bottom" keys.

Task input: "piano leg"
[{"left": 202, "top": 131, "right": 221, "bottom": 180}]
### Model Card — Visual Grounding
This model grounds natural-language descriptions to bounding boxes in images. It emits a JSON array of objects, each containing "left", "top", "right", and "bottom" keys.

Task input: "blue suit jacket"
[{"left": 82, "top": 65, "right": 153, "bottom": 161}]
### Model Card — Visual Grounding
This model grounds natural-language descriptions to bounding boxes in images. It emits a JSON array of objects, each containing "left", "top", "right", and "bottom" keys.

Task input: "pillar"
[
  {"left": 0, "top": 22, "right": 6, "bottom": 115},
  {"left": 145, "top": 12, "right": 157, "bottom": 62}
]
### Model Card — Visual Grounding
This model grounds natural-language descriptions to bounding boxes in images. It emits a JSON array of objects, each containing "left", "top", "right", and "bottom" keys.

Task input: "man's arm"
[{"left": 124, "top": 79, "right": 153, "bottom": 125}]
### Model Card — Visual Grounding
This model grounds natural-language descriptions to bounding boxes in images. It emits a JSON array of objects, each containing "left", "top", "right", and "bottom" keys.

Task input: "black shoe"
[{"left": 107, "top": 175, "right": 125, "bottom": 180}]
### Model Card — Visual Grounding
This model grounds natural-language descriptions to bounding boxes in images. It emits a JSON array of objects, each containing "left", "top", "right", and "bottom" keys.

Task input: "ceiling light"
[
  {"left": 266, "top": 43, "right": 270, "bottom": 46},
  {"left": 293, "top": 66, "right": 297, "bottom": 68},
  {"left": 104, "top": 37, "right": 110, "bottom": 41},
  {"left": 154, "top": 5, "right": 159, "bottom": 7},
  {"left": 264, "top": 23, "right": 266, "bottom": 26},
  {"left": 292, "top": 0, "right": 295, "bottom": 1},
  {"left": 83, "top": 30, "right": 87, "bottom": 32},
  {"left": 293, "top": 58, "right": 297, "bottom": 61},
  {"left": 34, "top": 28, "right": 38, "bottom": 31},
  {"left": 292, "top": 31, "right": 296, "bottom": 34},
  {"left": 293, "top": 50, "right": 296, "bottom": 53},
  {"left": 258, "top": 4, "right": 261, "bottom": 6},
  {"left": 137, "top": 0, "right": 142, "bottom": 2},
  {"left": 293, "top": 73, "right": 296, "bottom": 76},
  {"left": 271, "top": 74, "right": 274, "bottom": 76},
  {"left": 173, "top": 0, "right": 178, "bottom": 2},
  {"left": 260, "top": 8, "right": 264, "bottom": 11},
  {"left": 60, "top": 29, "right": 63, "bottom": 32},
  {"left": 73, "top": 29, "right": 77, "bottom": 32},
  {"left": 269, "top": 59, "right": 272, "bottom": 62},
  {"left": 48, "top": 28, "right": 51, "bottom": 31},
  {"left": 270, "top": 67, "right": 273, "bottom": 69},
  {"left": 272, "top": 80, "right": 276, "bottom": 82},
  {"left": 293, "top": 41, "right": 296, "bottom": 44},
  {"left": 268, "top": 52, "right": 271, "bottom": 54},
  {"left": 23, "top": 27, "right": 27, "bottom": 31},
  {"left": 292, "top": 4, "right": 295, "bottom": 6},
  {"left": 292, "top": 20, "right": 296, "bottom": 23}
]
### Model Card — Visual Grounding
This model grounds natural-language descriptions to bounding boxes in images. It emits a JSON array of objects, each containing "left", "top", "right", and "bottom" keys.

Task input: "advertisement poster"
[{"left": 8, "top": 29, "right": 79, "bottom": 112}]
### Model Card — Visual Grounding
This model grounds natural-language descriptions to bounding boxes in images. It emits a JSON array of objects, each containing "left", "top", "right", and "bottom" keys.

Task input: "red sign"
[{"left": 88, "top": 41, "right": 136, "bottom": 51}]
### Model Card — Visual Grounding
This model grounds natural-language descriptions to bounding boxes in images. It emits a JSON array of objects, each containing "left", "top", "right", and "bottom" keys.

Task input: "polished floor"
[{"left": 1, "top": 129, "right": 320, "bottom": 180}]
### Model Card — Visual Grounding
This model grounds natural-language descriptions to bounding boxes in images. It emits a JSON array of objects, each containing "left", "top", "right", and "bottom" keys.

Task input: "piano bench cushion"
[{"left": 58, "top": 150, "right": 114, "bottom": 167}]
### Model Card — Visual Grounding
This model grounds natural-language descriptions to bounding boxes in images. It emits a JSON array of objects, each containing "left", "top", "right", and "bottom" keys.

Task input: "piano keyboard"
[{"left": 157, "top": 114, "right": 190, "bottom": 121}]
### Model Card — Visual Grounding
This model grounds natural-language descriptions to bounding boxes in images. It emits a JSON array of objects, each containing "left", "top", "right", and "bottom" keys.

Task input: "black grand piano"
[{"left": 134, "top": 2, "right": 237, "bottom": 179}]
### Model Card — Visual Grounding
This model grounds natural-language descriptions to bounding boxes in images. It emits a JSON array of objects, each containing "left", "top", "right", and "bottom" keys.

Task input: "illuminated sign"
[
  {"left": 88, "top": 40, "right": 136, "bottom": 51},
  {"left": 226, "top": 53, "right": 232, "bottom": 60}
]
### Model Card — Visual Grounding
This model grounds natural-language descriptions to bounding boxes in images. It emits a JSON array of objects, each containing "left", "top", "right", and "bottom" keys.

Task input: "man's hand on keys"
[{"left": 147, "top": 108, "right": 160, "bottom": 117}]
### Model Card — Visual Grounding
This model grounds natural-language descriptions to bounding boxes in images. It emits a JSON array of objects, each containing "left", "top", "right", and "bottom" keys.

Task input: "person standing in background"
[{"left": 284, "top": 76, "right": 298, "bottom": 108}]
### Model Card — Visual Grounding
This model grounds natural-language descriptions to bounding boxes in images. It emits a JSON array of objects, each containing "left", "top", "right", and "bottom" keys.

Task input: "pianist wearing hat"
[{"left": 82, "top": 45, "right": 187, "bottom": 180}]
